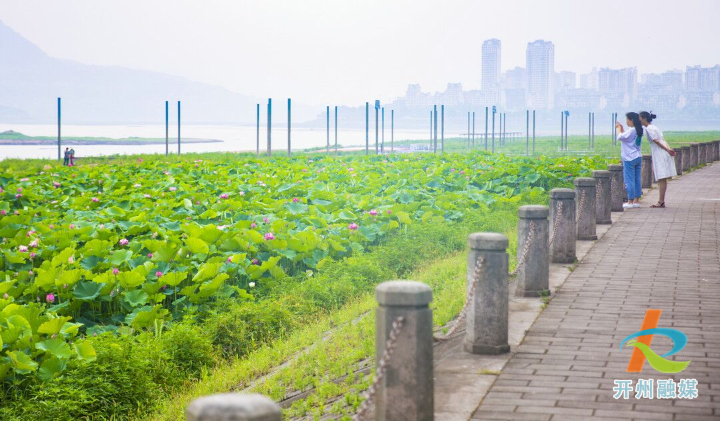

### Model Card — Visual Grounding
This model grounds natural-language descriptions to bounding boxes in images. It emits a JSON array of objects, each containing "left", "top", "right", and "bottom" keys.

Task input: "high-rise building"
[
  {"left": 579, "top": 68, "right": 599, "bottom": 91},
  {"left": 598, "top": 67, "right": 638, "bottom": 106},
  {"left": 685, "top": 65, "right": 720, "bottom": 92},
  {"left": 503, "top": 67, "right": 526, "bottom": 89},
  {"left": 554, "top": 71, "right": 576, "bottom": 92},
  {"left": 482, "top": 39, "right": 502, "bottom": 104},
  {"left": 525, "top": 40, "right": 555, "bottom": 109},
  {"left": 442, "top": 83, "right": 464, "bottom": 106}
]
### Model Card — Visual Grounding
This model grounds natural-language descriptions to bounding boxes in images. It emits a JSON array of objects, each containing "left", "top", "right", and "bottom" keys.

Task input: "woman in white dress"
[{"left": 639, "top": 112, "right": 676, "bottom": 208}]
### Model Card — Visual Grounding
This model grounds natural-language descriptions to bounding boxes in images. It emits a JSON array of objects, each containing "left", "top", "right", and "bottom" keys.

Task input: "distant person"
[
  {"left": 63, "top": 147, "right": 70, "bottom": 166},
  {"left": 639, "top": 112, "right": 676, "bottom": 208},
  {"left": 69, "top": 148, "right": 75, "bottom": 166},
  {"left": 616, "top": 112, "right": 644, "bottom": 209}
]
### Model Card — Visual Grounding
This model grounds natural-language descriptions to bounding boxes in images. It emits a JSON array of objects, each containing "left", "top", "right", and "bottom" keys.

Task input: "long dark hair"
[
  {"left": 639, "top": 111, "right": 657, "bottom": 124},
  {"left": 626, "top": 112, "right": 643, "bottom": 146}
]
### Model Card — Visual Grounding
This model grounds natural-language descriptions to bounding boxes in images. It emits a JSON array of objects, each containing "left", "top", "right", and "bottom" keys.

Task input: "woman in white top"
[
  {"left": 639, "top": 112, "right": 676, "bottom": 208},
  {"left": 615, "top": 112, "right": 644, "bottom": 208}
]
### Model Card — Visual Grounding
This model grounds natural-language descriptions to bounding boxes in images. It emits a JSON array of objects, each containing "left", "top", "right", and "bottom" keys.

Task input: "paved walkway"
[{"left": 472, "top": 163, "right": 720, "bottom": 420}]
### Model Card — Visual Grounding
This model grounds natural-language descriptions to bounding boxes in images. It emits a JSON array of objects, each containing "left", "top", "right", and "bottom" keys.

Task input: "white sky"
[{"left": 1, "top": 0, "right": 719, "bottom": 106}]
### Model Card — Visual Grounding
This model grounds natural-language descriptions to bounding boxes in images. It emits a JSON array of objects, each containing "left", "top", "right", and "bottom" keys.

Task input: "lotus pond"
[{"left": 0, "top": 151, "right": 610, "bottom": 420}]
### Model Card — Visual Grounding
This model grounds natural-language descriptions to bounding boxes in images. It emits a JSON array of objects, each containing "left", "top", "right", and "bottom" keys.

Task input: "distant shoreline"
[{"left": 0, "top": 137, "right": 222, "bottom": 146}]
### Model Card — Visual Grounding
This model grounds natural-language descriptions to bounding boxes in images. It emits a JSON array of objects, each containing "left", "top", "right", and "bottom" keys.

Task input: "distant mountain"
[{"left": 0, "top": 21, "right": 314, "bottom": 125}]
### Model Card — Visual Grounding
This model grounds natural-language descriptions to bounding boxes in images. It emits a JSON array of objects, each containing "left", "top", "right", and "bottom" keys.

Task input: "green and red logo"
[{"left": 620, "top": 309, "right": 691, "bottom": 373}]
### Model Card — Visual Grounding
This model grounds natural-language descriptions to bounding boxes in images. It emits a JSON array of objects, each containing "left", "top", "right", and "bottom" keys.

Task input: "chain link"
[
  {"left": 548, "top": 201, "right": 563, "bottom": 247},
  {"left": 510, "top": 220, "right": 535, "bottom": 277},
  {"left": 353, "top": 316, "right": 405, "bottom": 421},
  {"left": 575, "top": 189, "right": 586, "bottom": 224},
  {"left": 433, "top": 256, "right": 484, "bottom": 342}
]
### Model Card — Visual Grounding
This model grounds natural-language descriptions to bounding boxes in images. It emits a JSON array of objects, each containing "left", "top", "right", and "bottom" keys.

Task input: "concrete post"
[
  {"left": 698, "top": 143, "right": 706, "bottom": 166},
  {"left": 574, "top": 178, "right": 597, "bottom": 241},
  {"left": 464, "top": 233, "right": 510, "bottom": 355},
  {"left": 682, "top": 146, "right": 691, "bottom": 172},
  {"left": 375, "top": 281, "right": 433, "bottom": 420},
  {"left": 641, "top": 155, "right": 653, "bottom": 188},
  {"left": 593, "top": 170, "right": 612, "bottom": 224},
  {"left": 673, "top": 148, "right": 683, "bottom": 175},
  {"left": 690, "top": 143, "right": 699, "bottom": 168},
  {"left": 713, "top": 140, "right": 720, "bottom": 161},
  {"left": 515, "top": 206, "right": 549, "bottom": 298},
  {"left": 186, "top": 394, "right": 281, "bottom": 421},
  {"left": 607, "top": 164, "right": 624, "bottom": 212},
  {"left": 549, "top": 188, "right": 576, "bottom": 263}
]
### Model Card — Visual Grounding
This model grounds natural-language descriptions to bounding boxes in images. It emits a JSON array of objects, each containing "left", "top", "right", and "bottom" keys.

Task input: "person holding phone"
[
  {"left": 616, "top": 112, "right": 644, "bottom": 209},
  {"left": 639, "top": 112, "right": 676, "bottom": 208}
]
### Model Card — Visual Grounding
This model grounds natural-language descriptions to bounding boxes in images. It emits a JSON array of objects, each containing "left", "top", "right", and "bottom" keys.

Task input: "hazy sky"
[{"left": 1, "top": 0, "right": 719, "bottom": 106}]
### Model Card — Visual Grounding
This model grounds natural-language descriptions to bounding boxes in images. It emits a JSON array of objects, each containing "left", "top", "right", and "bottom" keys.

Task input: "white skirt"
[{"left": 650, "top": 139, "right": 677, "bottom": 180}]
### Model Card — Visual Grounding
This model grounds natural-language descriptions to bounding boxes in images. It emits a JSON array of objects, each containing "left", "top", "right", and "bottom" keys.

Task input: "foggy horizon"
[{"left": 2, "top": 0, "right": 720, "bottom": 106}]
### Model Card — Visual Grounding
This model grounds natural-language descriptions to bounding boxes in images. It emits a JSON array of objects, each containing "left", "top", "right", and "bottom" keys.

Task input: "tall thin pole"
[
  {"left": 57, "top": 97, "right": 61, "bottom": 161},
  {"left": 391, "top": 109, "right": 394, "bottom": 153},
  {"left": 441, "top": 105, "right": 444, "bottom": 152},
  {"left": 375, "top": 105, "right": 379, "bottom": 154},
  {"left": 267, "top": 98, "right": 272, "bottom": 157},
  {"left": 532, "top": 110, "right": 536, "bottom": 153},
  {"left": 288, "top": 98, "right": 292, "bottom": 157},
  {"left": 165, "top": 100, "right": 168, "bottom": 156},
  {"left": 433, "top": 105, "right": 438, "bottom": 153},
  {"left": 381, "top": 107, "right": 385, "bottom": 154},
  {"left": 256, "top": 104, "right": 260, "bottom": 157},
  {"left": 472, "top": 111, "right": 475, "bottom": 149},
  {"left": 326, "top": 106, "right": 330, "bottom": 154},
  {"left": 334, "top": 105, "right": 338, "bottom": 155},
  {"left": 484, "top": 106, "right": 488, "bottom": 150},
  {"left": 492, "top": 108, "right": 496, "bottom": 153},
  {"left": 177, "top": 100, "right": 181, "bottom": 155},
  {"left": 365, "top": 102, "right": 369, "bottom": 155},
  {"left": 526, "top": 109, "right": 530, "bottom": 156}
]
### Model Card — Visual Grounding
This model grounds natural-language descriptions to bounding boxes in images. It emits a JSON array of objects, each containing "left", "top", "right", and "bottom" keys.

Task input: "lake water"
[{"left": 0, "top": 124, "right": 432, "bottom": 160}]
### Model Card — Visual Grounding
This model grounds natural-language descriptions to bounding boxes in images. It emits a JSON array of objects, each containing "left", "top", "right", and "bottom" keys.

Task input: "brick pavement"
[{"left": 471, "top": 163, "right": 720, "bottom": 421}]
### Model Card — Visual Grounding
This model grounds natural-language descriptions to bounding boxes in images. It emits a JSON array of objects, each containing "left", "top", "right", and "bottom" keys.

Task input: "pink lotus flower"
[
  {"left": 68, "top": 256, "right": 74, "bottom": 264},
  {"left": 250, "top": 222, "right": 257, "bottom": 228},
  {"left": 239, "top": 191, "right": 245, "bottom": 196},
  {"left": 69, "top": 224, "right": 75, "bottom": 229},
  {"left": 15, "top": 194, "right": 22, "bottom": 199},
  {"left": 387, "top": 209, "right": 392, "bottom": 214},
  {"left": 460, "top": 170, "right": 465, "bottom": 175},
  {"left": 29, "top": 240, "right": 38, "bottom": 248},
  {"left": 0, "top": 210, "right": 5, "bottom": 216},
  {"left": 133, "top": 183, "right": 142, "bottom": 188},
  {"left": 2, "top": 293, "right": 8, "bottom": 299},
  {"left": 302, "top": 168, "right": 308, "bottom": 173},
  {"left": 49, "top": 224, "right": 54, "bottom": 229},
  {"left": 348, "top": 223, "right": 359, "bottom": 230},
  {"left": 147, "top": 253, "right": 153, "bottom": 258},
  {"left": 91, "top": 197, "right": 99, "bottom": 203},
  {"left": 144, "top": 194, "right": 151, "bottom": 199},
  {"left": 30, "top": 252, "right": 36, "bottom": 258},
  {"left": 119, "top": 238, "right": 129, "bottom": 246},
  {"left": 99, "top": 223, "right": 105, "bottom": 229},
  {"left": 18, "top": 245, "right": 28, "bottom": 252},
  {"left": 292, "top": 197, "right": 300, "bottom": 203},
  {"left": 263, "top": 216, "right": 269, "bottom": 224},
  {"left": 16, "top": 187, "right": 22, "bottom": 192},
  {"left": 112, "top": 268, "right": 119, "bottom": 275},
  {"left": 29, "top": 270, "right": 33, "bottom": 276},
  {"left": 264, "top": 232, "right": 275, "bottom": 240},
  {"left": 348, "top": 168, "right": 354, "bottom": 172},
  {"left": 227, "top": 256, "right": 233, "bottom": 263},
  {"left": 219, "top": 193, "right": 229, "bottom": 199},
  {"left": 169, "top": 187, "right": 177, "bottom": 192},
  {"left": 369, "top": 209, "right": 378, "bottom": 216},
  {"left": 46, "top": 293, "right": 55, "bottom": 303},
  {"left": 252, "top": 258, "right": 260, "bottom": 265},
  {"left": 53, "top": 182, "right": 60, "bottom": 188},
  {"left": 155, "top": 271, "right": 163, "bottom": 278}
]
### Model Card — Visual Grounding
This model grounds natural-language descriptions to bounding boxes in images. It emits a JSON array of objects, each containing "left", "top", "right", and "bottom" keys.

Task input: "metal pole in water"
[
  {"left": 177, "top": 100, "right": 181, "bottom": 155},
  {"left": 267, "top": 98, "right": 272, "bottom": 157},
  {"left": 485, "top": 106, "right": 488, "bottom": 150},
  {"left": 334, "top": 105, "right": 338, "bottom": 155},
  {"left": 57, "top": 97, "right": 61, "bottom": 161},
  {"left": 288, "top": 98, "right": 292, "bottom": 157},
  {"left": 165, "top": 101, "right": 169, "bottom": 156},
  {"left": 441, "top": 105, "right": 444, "bottom": 152},
  {"left": 375, "top": 105, "right": 379, "bottom": 154}
]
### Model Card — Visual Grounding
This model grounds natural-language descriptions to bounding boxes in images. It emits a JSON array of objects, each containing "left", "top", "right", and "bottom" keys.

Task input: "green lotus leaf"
[
  {"left": 36, "top": 338, "right": 73, "bottom": 359},
  {"left": 185, "top": 237, "right": 209, "bottom": 254},
  {"left": 74, "top": 340, "right": 97, "bottom": 362},
  {"left": 73, "top": 281, "right": 104, "bottom": 301},
  {"left": 7, "top": 350, "right": 38, "bottom": 374},
  {"left": 109, "top": 250, "right": 133, "bottom": 266},
  {"left": 38, "top": 356, "right": 67, "bottom": 381},
  {"left": 124, "top": 290, "right": 149, "bottom": 307}
]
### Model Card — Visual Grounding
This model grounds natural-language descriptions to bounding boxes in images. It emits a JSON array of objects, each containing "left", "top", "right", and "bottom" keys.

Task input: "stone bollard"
[
  {"left": 682, "top": 146, "right": 691, "bottom": 172},
  {"left": 465, "top": 233, "right": 510, "bottom": 355},
  {"left": 375, "top": 281, "right": 433, "bottom": 420},
  {"left": 699, "top": 143, "right": 706, "bottom": 165},
  {"left": 607, "top": 164, "right": 624, "bottom": 212},
  {"left": 549, "top": 189, "right": 576, "bottom": 264},
  {"left": 515, "top": 206, "right": 549, "bottom": 298},
  {"left": 641, "top": 155, "right": 653, "bottom": 188},
  {"left": 673, "top": 148, "right": 683, "bottom": 175},
  {"left": 574, "top": 178, "right": 597, "bottom": 241},
  {"left": 593, "top": 170, "right": 612, "bottom": 224},
  {"left": 711, "top": 140, "right": 718, "bottom": 162},
  {"left": 186, "top": 394, "right": 281, "bottom": 421},
  {"left": 690, "top": 143, "right": 699, "bottom": 167},
  {"left": 714, "top": 140, "right": 720, "bottom": 161}
]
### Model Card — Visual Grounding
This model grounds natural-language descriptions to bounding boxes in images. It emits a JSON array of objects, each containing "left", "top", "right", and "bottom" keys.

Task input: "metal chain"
[
  {"left": 510, "top": 221, "right": 535, "bottom": 277},
  {"left": 575, "top": 189, "right": 586, "bottom": 224},
  {"left": 548, "top": 201, "right": 563, "bottom": 247},
  {"left": 354, "top": 316, "right": 405, "bottom": 421},
  {"left": 433, "top": 256, "right": 484, "bottom": 342}
]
